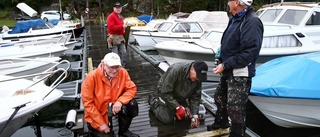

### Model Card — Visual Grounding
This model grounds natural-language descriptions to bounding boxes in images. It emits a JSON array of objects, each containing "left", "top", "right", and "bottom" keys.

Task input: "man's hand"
[
  {"left": 190, "top": 115, "right": 200, "bottom": 128},
  {"left": 213, "top": 64, "right": 224, "bottom": 74},
  {"left": 175, "top": 105, "right": 186, "bottom": 120},
  {"left": 184, "top": 107, "right": 193, "bottom": 119},
  {"left": 99, "top": 123, "right": 110, "bottom": 133},
  {"left": 112, "top": 101, "right": 122, "bottom": 115}
]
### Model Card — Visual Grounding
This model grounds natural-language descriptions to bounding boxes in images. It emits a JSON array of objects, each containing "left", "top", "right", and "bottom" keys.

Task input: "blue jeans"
[{"left": 110, "top": 42, "right": 127, "bottom": 67}]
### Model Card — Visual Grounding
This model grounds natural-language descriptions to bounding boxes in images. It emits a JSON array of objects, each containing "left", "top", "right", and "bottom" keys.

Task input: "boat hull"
[
  {"left": 0, "top": 75, "right": 64, "bottom": 136},
  {"left": 133, "top": 32, "right": 200, "bottom": 47},
  {"left": 249, "top": 95, "right": 320, "bottom": 128}
]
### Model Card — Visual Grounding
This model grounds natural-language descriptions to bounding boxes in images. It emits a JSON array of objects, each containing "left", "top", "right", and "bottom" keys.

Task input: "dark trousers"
[
  {"left": 88, "top": 99, "right": 139, "bottom": 137},
  {"left": 149, "top": 94, "right": 190, "bottom": 124},
  {"left": 213, "top": 76, "right": 251, "bottom": 137}
]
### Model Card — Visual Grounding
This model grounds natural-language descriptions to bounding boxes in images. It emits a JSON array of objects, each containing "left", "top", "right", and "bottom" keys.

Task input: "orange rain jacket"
[{"left": 81, "top": 63, "right": 137, "bottom": 130}]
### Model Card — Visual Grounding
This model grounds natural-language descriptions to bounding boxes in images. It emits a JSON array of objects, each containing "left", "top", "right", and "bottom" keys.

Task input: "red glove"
[
  {"left": 190, "top": 117, "right": 200, "bottom": 128},
  {"left": 175, "top": 105, "right": 186, "bottom": 120}
]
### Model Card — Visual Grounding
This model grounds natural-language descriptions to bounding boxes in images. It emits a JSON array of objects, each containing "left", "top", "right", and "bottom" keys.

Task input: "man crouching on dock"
[{"left": 82, "top": 52, "right": 139, "bottom": 137}]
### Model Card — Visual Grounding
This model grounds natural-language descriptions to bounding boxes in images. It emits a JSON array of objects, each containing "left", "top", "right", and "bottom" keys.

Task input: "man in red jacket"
[{"left": 107, "top": 2, "right": 127, "bottom": 67}]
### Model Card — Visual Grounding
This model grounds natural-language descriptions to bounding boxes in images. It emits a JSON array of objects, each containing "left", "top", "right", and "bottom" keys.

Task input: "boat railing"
[
  {"left": 52, "top": 33, "right": 72, "bottom": 46},
  {"left": 32, "top": 59, "right": 71, "bottom": 82},
  {"left": 0, "top": 60, "right": 70, "bottom": 100}
]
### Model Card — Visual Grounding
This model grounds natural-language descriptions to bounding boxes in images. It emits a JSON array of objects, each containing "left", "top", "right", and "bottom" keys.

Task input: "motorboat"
[
  {"left": 249, "top": 52, "right": 320, "bottom": 128},
  {"left": 0, "top": 57, "right": 61, "bottom": 77},
  {"left": 0, "top": 42, "right": 68, "bottom": 59},
  {"left": 0, "top": 19, "right": 75, "bottom": 41},
  {"left": 154, "top": 2, "right": 320, "bottom": 81},
  {"left": 132, "top": 11, "right": 228, "bottom": 48},
  {"left": 154, "top": 29, "right": 223, "bottom": 81},
  {"left": 0, "top": 66, "right": 68, "bottom": 136},
  {"left": 128, "top": 13, "right": 190, "bottom": 45},
  {"left": 254, "top": 2, "right": 320, "bottom": 62},
  {"left": 130, "top": 19, "right": 166, "bottom": 32},
  {"left": 0, "top": 33, "right": 72, "bottom": 47}
]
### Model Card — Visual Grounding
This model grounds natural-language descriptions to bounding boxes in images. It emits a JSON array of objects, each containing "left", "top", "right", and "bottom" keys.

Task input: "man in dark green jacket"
[{"left": 148, "top": 60, "right": 208, "bottom": 128}]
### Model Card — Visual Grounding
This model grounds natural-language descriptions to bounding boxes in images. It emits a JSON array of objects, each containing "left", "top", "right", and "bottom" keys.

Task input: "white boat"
[
  {"left": 0, "top": 67, "right": 68, "bottom": 136},
  {"left": 249, "top": 52, "right": 320, "bottom": 128},
  {"left": 249, "top": 96, "right": 320, "bottom": 128},
  {"left": 130, "top": 12, "right": 190, "bottom": 32},
  {"left": 0, "top": 19, "right": 75, "bottom": 41},
  {"left": 0, "top": 42, "right": 68, "bottom": 58},
  {"left": 0, "top": 57, "right": 61, "bottom": 77},
  {"left": 128, "top": 13, "right": 190, "bottom": 44},
  {"left": 132, "top": 11, "right": 228, "bottom": 48},
  {"left": 155, "top": 29, "right": 223, "bottom": 81},
  {"left": 0, "top": 33, "right": 72, "bottom": 47},
  {"left": 155, "top": 2, "right": 320, "bottom": 81}
]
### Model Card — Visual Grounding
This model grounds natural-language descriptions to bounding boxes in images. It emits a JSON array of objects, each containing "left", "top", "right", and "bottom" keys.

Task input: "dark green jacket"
[{"left": 156, "top": 62, "right": 202, "bottom": 115}]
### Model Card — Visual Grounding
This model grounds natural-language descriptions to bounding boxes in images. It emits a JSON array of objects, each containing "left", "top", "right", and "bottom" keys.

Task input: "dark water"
[{"left": 11, "top": 24, "right": 320, "bottom": 137}]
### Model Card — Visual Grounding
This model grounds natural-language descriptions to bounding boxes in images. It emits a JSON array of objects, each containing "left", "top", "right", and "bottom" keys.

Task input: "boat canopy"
[
  {"left": 137, "top": 15, "right": 154, "bottom": 23},
  {"left": 8, "top": 19, "right": 49, "bottom": 34},
  {"left": 251, "top": 52, "right": 320, "bottom": 100}
]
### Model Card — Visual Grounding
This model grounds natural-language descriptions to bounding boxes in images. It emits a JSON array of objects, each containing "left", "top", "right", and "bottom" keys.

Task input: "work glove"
[
  {"left": 175, "top": 105, "right": 186, "bottom": 120},
  {"left": 176, "top": 105, "right": 193, "bottom": 120},
  {"left": 190, "top": 115, "right": 200, "bottom": 129}
]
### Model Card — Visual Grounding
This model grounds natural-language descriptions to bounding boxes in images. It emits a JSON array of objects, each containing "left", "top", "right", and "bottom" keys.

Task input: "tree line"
[{"left": 1, "top": 0, "right": 319, "bottom": 19}]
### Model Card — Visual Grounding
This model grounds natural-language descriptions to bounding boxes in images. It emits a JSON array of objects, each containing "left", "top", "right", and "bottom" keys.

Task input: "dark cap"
[
  {"left": 114, "top": 2, "right": 121, "bottom": 7},
  {"left": 193, "top": 60, "right": 208, "bottom": 82}
]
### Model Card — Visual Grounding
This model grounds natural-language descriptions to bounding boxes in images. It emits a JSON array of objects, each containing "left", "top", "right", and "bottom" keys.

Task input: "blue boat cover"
[
  {"left": 8, "top": 19, "right": 47, "bottom": 34},
  {"left": 49, "top": 19, "right": 60, "bottom": 25},
  {"left": 137, "top": 15, "right": 154, "bottom": 23},
  {"left": 251, "top": 52, "right": 320, "bottom": 100}
]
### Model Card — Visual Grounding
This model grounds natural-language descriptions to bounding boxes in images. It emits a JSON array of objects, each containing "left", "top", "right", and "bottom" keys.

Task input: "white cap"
[
  {"left": 103, "top": 52, "right": 121, "bottom": 66},
  {"left": 241, "top": 0, "right": 253, "bottom": 6}
]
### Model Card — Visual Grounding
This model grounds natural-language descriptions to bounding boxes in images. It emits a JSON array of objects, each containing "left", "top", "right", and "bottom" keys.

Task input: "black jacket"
[
  {"left": 156, "top": 62, "right": 201, "bottom": 115},
  {"left": 220, "top": 7, "right": 264, "bottom": 77}
]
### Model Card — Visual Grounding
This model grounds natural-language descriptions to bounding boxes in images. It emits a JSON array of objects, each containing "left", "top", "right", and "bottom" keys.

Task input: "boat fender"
[{"left": 65, "top": 109, "right": 77, "bottom": 129}]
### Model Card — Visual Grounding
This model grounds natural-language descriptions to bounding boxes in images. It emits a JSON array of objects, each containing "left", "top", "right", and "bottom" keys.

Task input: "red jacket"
[
  {"left": 81, "top": 63, "right": 137, "bottom": 130},
  {"left": 107, "top": 12, "right": 125, "bottom": 35}
]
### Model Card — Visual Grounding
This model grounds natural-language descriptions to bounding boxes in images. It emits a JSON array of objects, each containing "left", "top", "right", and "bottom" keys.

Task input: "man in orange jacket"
[{"left": 82, "top": 52, "right": 139, "bottom": 137}]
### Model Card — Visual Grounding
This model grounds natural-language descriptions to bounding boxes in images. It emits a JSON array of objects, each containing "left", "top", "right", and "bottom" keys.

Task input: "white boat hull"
[
  {"left": 0, "top": 75, "right": 64, "bottom": 136},
  {"left": 249, "top": 95, "right": 320, "bottom": 128},
  {"left": 0, "top": 44, "right": 68, "bottom": 58},
  {"left": 133, "top": 32, "right": 201, "bottom": 47},
  {"left": 0, "top": 57, "right": 61, "bottom": 77}
]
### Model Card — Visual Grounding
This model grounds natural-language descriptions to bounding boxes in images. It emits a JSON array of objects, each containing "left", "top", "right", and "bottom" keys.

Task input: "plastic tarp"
[
  {"left": 137, "top": 15, "right": 154, "bottom": 23},
  {"left": 251, "top": 52, "right": 320, "bottom": 100},
  {"left": 49, "top": 19, "right": 60, "bottom": 25},
  {"left": 8, "top": 19, "right": 47, "bottom": 34}
]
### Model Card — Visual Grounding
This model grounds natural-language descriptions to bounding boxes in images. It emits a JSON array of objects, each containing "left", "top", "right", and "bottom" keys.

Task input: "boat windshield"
[
  {"left": 172, "top": 22, "right": 202, "bottom": 33},
  {"left": 259, "top": 9, "right": 283, "bottom": 22},
  {"left": 158, "top": 22, "right": 172, "bottom": 32},
  {"left": 260, "top": 8, "right": 308, "bottom": 25},
  {"left": 205, "top": 31, "right": 223, "bottom": 43},
  {"left": 278, "top": 10, "right": 308, "bottom": 25}
]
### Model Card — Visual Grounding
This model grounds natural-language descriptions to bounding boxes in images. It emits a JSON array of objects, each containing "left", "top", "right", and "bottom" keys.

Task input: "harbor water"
[{"left": 11, "top": 23, "right": 320, "bottom": 137}]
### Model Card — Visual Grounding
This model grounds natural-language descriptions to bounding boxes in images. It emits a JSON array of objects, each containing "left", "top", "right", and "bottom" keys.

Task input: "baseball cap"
[
  {"left": 114, "top": 2, "right": 122, "bottom": 7},
  {"left": 193, "top": 60, "right": 208, "bottom": 82},
  {"left": 103, "top": 52, "right": 122, "bottom": 66}
]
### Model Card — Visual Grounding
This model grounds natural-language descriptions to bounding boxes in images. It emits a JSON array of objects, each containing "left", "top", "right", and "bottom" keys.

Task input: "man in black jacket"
[
  {"left": 207, "top": 0, "right": 264, "bottom": 137},
  {"left": 148, "top": 60, "right": 208, "bottom": 128}
]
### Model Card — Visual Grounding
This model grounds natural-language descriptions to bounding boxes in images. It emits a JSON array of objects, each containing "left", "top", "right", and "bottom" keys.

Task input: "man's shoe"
[
  {"left": 118, "top": 130, "right": 140, "bottom": 137},
  {"left": 207, "top": 123, "right": 230, "bottom": 131}
]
